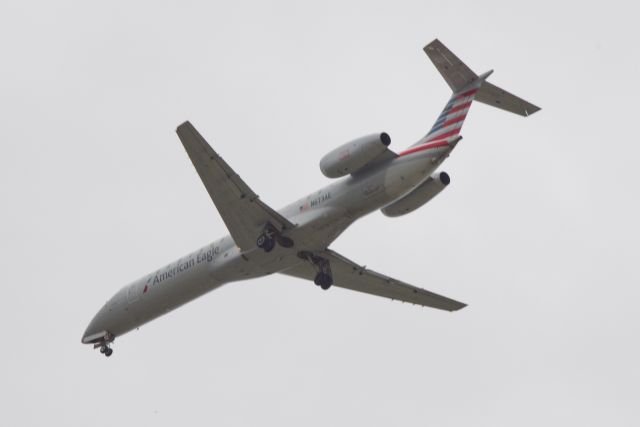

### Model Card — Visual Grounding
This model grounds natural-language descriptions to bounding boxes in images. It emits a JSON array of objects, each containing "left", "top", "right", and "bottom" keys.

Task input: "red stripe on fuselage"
[{"left": 398, "top": 141, "right": 449, "bottom": 157}]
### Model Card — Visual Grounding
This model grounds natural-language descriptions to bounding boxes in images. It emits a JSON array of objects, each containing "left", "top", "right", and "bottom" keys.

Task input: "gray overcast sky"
[{"left": 1, "top": 0, "right": 639, "bottom": 426}]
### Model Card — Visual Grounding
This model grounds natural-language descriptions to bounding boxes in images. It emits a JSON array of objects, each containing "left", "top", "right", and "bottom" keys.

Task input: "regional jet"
[{"left": 82, "top": 39, "right": 539, "bottom": 357}]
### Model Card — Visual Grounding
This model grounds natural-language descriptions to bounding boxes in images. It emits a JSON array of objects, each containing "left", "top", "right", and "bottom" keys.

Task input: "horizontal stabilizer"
[{"left": 475, "top": 81, "right": 540, "bottom": 116}]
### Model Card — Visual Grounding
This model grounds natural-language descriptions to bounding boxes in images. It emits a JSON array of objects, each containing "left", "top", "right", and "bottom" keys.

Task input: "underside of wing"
[
  {"left": 280, "top": 249, "right": 466, "bottom": 311},
  {"left": 176, "top": 121, "right": 295, "bottom": 251}
]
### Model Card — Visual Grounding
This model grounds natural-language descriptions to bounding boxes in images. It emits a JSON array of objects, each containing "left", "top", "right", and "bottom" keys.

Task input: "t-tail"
[{"left": 409, "top": 39, "right": 540, "bottom": 150}]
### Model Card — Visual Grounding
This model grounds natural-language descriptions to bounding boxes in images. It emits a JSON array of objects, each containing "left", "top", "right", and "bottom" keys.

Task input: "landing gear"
[
  {"left": 93, "top": 332, "right": 115, "bottom": 358},
  {"left": 299, "top": 251, "right": 333, "bottom": 290},
  {"left": 256, "top": 233, "right": 276, "bottom": 252},
  {"left": 314, "top": 272, "right": 333, "bottom": 290},
  {"left": 256, "top": 223, "right": 294, "bottom": 252},
  {"left": 98, "top": 343, "right": 114, "bottom": 357},
  {"left": 276, "top": 235, "right": 294, "bottom": 248}
]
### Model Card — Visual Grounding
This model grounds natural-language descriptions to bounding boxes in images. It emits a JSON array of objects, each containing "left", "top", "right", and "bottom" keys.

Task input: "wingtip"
[
  {"left": 450, "top": 302, "right": 468, "bottom": 312},
  {"left": 176, "top": 120, "right": 193, "bottom": 133},
  {"left": 523, "top": 105, "right": 542, "bottom": 117},
  {"left": 423, "top": 38, "right": 440, "bottom": 52}
]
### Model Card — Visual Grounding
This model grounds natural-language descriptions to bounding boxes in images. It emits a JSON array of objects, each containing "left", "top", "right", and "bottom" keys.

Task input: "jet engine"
[
  {"left": 381, "top": 171, "right": 450, "bottom": 217},
  {"left": 320, "top": 133, "right": 391, "bottom": 178}
]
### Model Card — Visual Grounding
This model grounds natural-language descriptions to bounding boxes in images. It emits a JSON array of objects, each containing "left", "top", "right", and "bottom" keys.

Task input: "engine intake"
[{"left": 320, "top": 133, "right": 391, "bottom": 178}]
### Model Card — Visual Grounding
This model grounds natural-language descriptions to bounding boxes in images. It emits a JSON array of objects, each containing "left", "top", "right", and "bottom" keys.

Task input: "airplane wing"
[
  {"left": 280, "top": 249, "right": 466, "bottom": 311},
  {"left": 176, "top": 121, "right": 295, "bottom": 251}
]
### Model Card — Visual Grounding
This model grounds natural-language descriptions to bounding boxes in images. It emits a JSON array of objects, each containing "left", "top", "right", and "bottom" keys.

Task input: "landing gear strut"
[
  {"left": 298, "top": 251, "right": 333, "bottom": 290},
  {"left": 93, "top": 332, "right": 115, "bottom": 358},
  {"left": 256, "top": 223, "right": 294, "bottom": 252}
]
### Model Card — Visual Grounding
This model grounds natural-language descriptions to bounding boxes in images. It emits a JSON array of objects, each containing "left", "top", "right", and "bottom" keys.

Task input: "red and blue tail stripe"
[
  {"left": 399, "top": 80, "right": 482, "bottom": 157},
  {"left": 423, "top": 86, "right": 479, "bottom": 143},
  {"left": 397, "top": 39, "right": 539, "bottom": 158}
]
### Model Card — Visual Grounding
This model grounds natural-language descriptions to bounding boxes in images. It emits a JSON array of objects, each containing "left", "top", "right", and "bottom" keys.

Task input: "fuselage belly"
[{"left": 82, "top": 149, "right": 445, "bottom": 341}]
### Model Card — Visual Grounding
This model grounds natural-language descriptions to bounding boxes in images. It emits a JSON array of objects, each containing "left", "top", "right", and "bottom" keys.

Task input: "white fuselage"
[{"left": 82, "top": 145, "right": 450, "bottom": 343}]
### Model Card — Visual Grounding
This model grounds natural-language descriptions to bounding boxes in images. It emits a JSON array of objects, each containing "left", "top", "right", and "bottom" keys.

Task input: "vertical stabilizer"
[
  {"left": 424, "top": 39, "right": 478, "bottom": 92},
  {"left": 410, "top": 39, "right": 540, "bottom": 149},
  {"left": 421, "top": 82, "right": 482, "bottom": 144}
]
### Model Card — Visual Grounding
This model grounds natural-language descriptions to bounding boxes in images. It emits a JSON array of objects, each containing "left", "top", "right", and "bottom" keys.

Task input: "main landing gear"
[
  {"left": 298, "top": 251, "right": 333, "bottom": 290},
  {"left": 256, "top": 223, "right": 294, "bottom": 253},
  {"left": 256, "top": 233, "right": 276, "bottom": 252},
  {"left": 314, "top": 272, "right": 333, "bottom": 290}
]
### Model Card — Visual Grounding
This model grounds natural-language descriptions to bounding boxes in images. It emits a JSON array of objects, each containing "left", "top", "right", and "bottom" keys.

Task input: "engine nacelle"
[
  {"left": 319, "top": 133, "right": 391, "bottom": 178},
  {"left": 381, "top": 171, "right": 450, "bottom": 217}
]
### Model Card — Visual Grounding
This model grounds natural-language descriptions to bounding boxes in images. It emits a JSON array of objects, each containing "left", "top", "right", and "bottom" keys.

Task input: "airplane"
[{"left": 82, "top": 39, "right": 539, "bottom": 357}]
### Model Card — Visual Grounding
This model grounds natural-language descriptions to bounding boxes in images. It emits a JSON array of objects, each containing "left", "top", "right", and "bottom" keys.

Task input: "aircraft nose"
[{"left": 81, "top": 305, "right": 110, "bottom": 344}]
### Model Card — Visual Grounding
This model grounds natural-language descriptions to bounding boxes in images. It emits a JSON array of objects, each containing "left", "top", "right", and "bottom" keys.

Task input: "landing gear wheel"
[
  {"left": 104, "top": 347, "right": 113, "bottom": 357},
  {"left": 276, "top": 235, "right": 294, "bottom": 248},
  {"left": 263, "top": 238, "right": 275, "bottom": 252},
  {"left": 257, "top": 222, "right": 294, "bottom": 251},
  {"left": 314, "top": 272, "right": 333, "bottom": 290},
  {"left": 256, "top": 234, "right": 276, "bottom": 252},
  {"left": 99, "top": 345, "right": 106, "bottom": 354},
  {"left": 299, "top": 251, "right": 333, "bottom": 290}
]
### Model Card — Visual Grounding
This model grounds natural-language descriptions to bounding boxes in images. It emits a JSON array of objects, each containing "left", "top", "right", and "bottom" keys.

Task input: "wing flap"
[{"left": 176, "top": 121, "right": 294, "bottom": 250}]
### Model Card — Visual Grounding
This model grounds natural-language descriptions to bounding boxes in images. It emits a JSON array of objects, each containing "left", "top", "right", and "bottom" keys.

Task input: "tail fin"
[
  {"left": 423, "top": 80, "right": 484, "bottom": 143},
  {"left": 414, "top": 39, "right": 540, "bottom": 147},
  {"left": 424, "top": 39, "right": 479, "bottom": 93}
]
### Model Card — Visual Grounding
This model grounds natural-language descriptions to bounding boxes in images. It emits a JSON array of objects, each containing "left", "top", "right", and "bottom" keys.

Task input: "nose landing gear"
[
  {"left": 99, "top": 345, "right": 113, "bottom": 357},
  {"left": 93, "top": 332, "right": 115, "bottom": 358}
]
